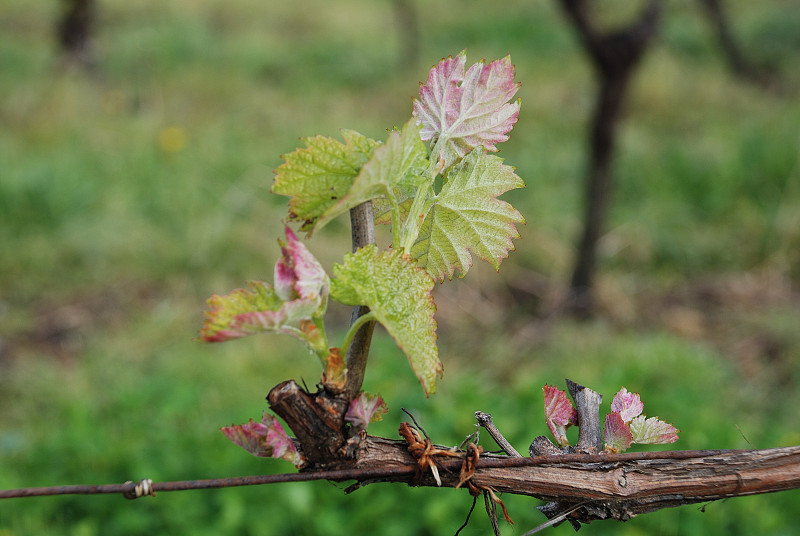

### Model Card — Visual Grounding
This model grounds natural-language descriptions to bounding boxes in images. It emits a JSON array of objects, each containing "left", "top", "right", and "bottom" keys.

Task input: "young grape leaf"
[
  {"left": 221, "top": 418, "right": 271, "bottom": 457},
  {"left": 330, "top": 245, "right": 442, "bottom": 395},
  {"left": 413, "top": 51, "right": 520, "bottom": 170},
  {"left": 373, "top": 197, "right": 414, "bottom": 227},
  {"left": 543, "top": 384, "right": 578, "bottom": 448},
  {"left": 610, "top": 387, "right": 644, "bottom": 423},
  {"left": 275, "top": 226, "right": 330, "bottom": 303},
  {"left": 410, "top": 148, "right": 525, "bottom": 281},
  {"left": 345, "top": 392, "right": 388, "bottom": 431},
  {"left": 314, "top": 119, "right": 429, "bottom": 233},
  {"left": 322, "top": 347, "right": 347, "bottom": 391},
  {"left": 603, "top": 412, "right": 633, "bottom": 453},
  {"left": 629, "top": 415, "right": 680, "bottom": 445},
  {"left": 272, "top": 130, "right": 380, "bottom": 232},
  {"left": 199, "top": 227, "right": 329, "bottom": 356},
  {"left": 221, "top": 412, "right": 303, "bottom": 466},
  {"left": 201, "top": 281, "right": 326, "bottom": 344}
]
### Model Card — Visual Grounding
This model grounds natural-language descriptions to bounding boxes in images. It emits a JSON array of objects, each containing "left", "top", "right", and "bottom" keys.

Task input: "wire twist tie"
[
  {"left": 123, "top": 479, "right": 155, "bottom": 500},
  {"left": 399, "top": 422, "right": 513, "bottom": 524}
]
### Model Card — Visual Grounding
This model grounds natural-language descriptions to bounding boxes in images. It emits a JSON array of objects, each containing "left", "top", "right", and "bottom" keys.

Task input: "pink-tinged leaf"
[
  {"left": 345, "top": 392, "right": 389, "bottom": 431},
  {"left": 629, "top": 415, "right": 680, "bottom": 445},
  {"left": 261, "top": 413, "right": 302, "bottom": 465},
  {"left": 221, "top": 419, "right": 271, "bottom": 457},
  {"left": 275, "top": 225, "right": 329, "bottom": 302},
  {"left": 200, "top": 283, "right": 322, "bottom": 343},
  {"left": 610, "top": 387, "right": 644, "bottom": 423},
  {"left": 413, "top": 51, "right": 520, "bottom": 169},
  {"left": 603, "top": 412, "right": 633, "bottom": 453},
  {"left": 220, "top": 413, "right": 303, "bottom": 467},
  {"left": 200, "top": 282, "right": 284, "bottom": 342},
  {"left": 543, "top": 384, "right": 578, "bottom": 447},
  {"left": 199, "top": 227, "right": 329, "bottom": 355}
]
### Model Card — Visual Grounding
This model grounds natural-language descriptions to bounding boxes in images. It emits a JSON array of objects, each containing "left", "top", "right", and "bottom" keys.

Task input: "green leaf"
[
  {"left": 373, "top": 197, "right": 414, "bottom": 226},
  {"left": 410, "top": 148, "right": 525, "bottom": 281},
  {"left": 315, "top": 120, "right": 429, "bottom": 233},
  {"left": 331, "top": 245, "right": 442, "bottom": 395},
  {"left": 272, "top": 130, "right": 380, "bottom": 232},
  {"left": 629, "top": 415, "right": 680, "bottom": 445}
]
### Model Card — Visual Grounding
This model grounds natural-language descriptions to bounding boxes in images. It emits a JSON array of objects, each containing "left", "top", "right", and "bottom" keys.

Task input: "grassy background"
[{"left": 1, "top": 0, "right": 799, "bottom": 534}]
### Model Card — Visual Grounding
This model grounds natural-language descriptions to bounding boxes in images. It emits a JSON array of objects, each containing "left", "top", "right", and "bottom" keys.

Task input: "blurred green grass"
[{"left": 1, "top": 0, "right": 799, "bottom": 534}]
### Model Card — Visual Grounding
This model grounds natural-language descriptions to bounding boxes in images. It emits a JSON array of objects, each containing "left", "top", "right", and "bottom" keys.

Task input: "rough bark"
[
  {"left": 268, "top": 375, "right": 800, "bottom": 527},
  {"left": 346, "top": 438, "right": 800, "bottom": 525},
  {"left": 5, "top": 441, "right": 799, "bottom": 526},
  {"left": 568, "top": 379, "right": 604, "bottom": 453},
  {"left": 344, "top": 202, "right": 377, "bottom": 400},
  {"left": 269, "top": 203, "right": 378, "bottom": 467},
  {"left": 267, "top": 380, "right": 351, "bottom": 467}
]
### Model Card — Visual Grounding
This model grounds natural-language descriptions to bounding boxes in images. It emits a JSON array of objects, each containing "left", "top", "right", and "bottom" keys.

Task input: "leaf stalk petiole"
[
  {"left": 339, "top": 310, "right": 377, "bottom": 360},
  {"left": 397, "top": 134, "right": 448, "bottom": 252}
]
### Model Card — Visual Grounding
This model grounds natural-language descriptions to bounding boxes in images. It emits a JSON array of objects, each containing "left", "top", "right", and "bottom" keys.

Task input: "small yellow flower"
[{"left": 158, "top": 126, "right": 186, "bottom": 153}]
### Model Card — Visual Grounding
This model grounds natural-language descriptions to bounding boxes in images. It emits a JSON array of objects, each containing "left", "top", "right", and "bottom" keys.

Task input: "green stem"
[
  {"left": 390, "top": 196, "right": 402, "bottom": 250},
  {"left": 399, "top": 181, "right": 432, "bottom": 251},
  {"left": 339, "top": 311, "right": 377, "bottom": 361},
  {"left": 310, "top": 312, "right": 330, "bottom": 364},
  {"left": 397, "top": 135, "right": 447, "bottom": 252}
]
